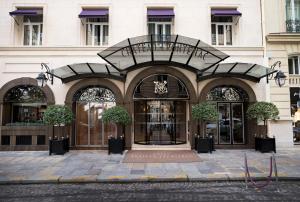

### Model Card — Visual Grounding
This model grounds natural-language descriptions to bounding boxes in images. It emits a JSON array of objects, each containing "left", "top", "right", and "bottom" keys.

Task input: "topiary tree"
[
  {"left": 192, "top": 102, "right": 218, "bottom": 138},
  {"left": 102, "top": 106, "right": 131, "bottom": 138},
  {"left": 43, "top": 105, "right": 73, "bottom": 139},
  {"left": 246, "top": 101, "right": 279, "bottom": 138}
]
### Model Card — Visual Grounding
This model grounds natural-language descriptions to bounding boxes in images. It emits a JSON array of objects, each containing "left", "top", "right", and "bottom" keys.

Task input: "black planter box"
[
  {"left": 108, "top": 137, "right": 124, "bottom": 155},
  {"left": 49, "top": 138, "right": 69, "bottom": 155},
  {"left": 195, "top": 137, "right": 213, "bottom": 153},
  {"left": 255, "top": 137, "right": 276, "bottom": 153}
]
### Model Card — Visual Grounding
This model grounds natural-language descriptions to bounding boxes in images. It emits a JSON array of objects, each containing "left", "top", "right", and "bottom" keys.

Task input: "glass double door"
[
  {"left": 134, "top": 100, "right": 186, "bottom": 145},
  {"left": 75, "top": 102, "right": 116, "bottom": 146},
  {"left": 218, "top": 103, "right": 244, "bottom": 144}
]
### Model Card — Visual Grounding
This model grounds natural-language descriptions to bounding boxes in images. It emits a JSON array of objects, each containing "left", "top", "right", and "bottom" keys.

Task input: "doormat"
[{"left": 123, "top": 150, "right": 201, "bottom": 163}]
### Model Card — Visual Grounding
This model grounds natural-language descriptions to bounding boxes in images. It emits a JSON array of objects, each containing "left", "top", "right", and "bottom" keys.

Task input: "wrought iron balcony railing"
[{"left": 286, "top": 19, "right": 300, "bottom": 32}]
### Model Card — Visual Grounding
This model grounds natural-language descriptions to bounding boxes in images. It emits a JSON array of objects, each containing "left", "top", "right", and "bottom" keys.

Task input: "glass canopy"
[
  {"left": 49, "top": 63, "right": 125, "bottom": 83},
  {"left": 46, "top": 35, "right": 277, "bottom": 83},
  {"left": 97, "top": 35, "right": 230, "bottom": 73},
  {"left": 197, "top": 63, "right": 277, "bottom": 82}
]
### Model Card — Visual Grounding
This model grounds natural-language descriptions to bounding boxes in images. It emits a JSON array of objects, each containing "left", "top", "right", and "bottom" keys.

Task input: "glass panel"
[
  {"left": 23, "top": 25, "right": 30, "bottom": 45},
  {"left": 86, "top": 24, "right": 93, "bottom": 45},
  {"left": 218, "top": 103, "right": 231, "bottom": 144},
  {"left": 102, "top": 25, "right": 109, "bottom": 45},
  {"left": 232, "top": 103, "right": 244, "bottom": 144},
  {"left": 76, "top": 102, "right": 89, "bottom": 145},
  {"left": 4, "top": 85, "right": 46, "bottom": 103},
  {"left": 94, "top": 25, "right": 101, "bottom": 46},
  {"left": 218, "top": 25, "right": 224, "bottom": 45},
  {"left": 211, "top": 24, "right": 216, "bottom": 45},
  {"left": 226, "top": 25, "right": 232, "bottom": 45},
  {"left": 148, "top": 23, "right": 155, "bottom": 35},
  {"left": 175, "top": 101, "right": 186, "bottom": 144},
  {"left": 39, "top": 24, "right": 43, "bottom": 45},
  {"left": 134, "top": 101, "right": 148, "bottom": 144},
  {"left": 89, "top": 102, "right": 102, "bottom": 145},
  {"left": 32, "top": 25, "right": 39, "bottom": 45},
  {"left": 165, "top": 24, "right": 171, "bottom": 36},
  {"left": 296, "top": 0, "right": 300, "bottom": 20},
  {"left": 148, "top": 101, "right": 161, "bottom": 144},
  {"left": 294, "top": 57, "right": 299, "bottom": 74},
  {"left": 160, "top": 101, "right": 174, "bottom": 144},
  {"left": 289, "top": 58, "right": 294, "bottom": 74},
  {"left": 9, "top": 103, "right": 46, "bottom": 125}
]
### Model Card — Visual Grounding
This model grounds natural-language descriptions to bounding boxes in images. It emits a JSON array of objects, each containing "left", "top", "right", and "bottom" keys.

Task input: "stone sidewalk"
[{"left": 0, "top": 148, "right": 300, "bottom": 184}]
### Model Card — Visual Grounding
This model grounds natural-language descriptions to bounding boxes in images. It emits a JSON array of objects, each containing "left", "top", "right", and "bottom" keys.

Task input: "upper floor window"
[
  {"left": 147, "top": 8, "right": 174, "bottom": 40},
  {"left": 9, "top": 8, "right": 43, "bottom": 46},
  {"left": 79, "top": 9, "right": 109, "bottom": 46},
  {"left": 286, "top": 0, "right": 300, "bottom": 32},
  {"left": 289, "top": 55, "right": 300, "bottom": 74},
  {"left": 211, "top": 9, "right": 241, "bottom": 46}
]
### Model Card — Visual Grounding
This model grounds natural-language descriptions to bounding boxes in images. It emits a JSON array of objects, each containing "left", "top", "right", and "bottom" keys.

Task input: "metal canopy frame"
[
  {"left": 197, "top": 63, "right": 278, "bottom": 82},
  {"left": 44, "top": 63, "right": 125, "bottom": 83},
  {"left": 44, "top": 35, "right": 277, "bottom": 84},
  {"left": 97, "top": 34, "right": 230, "bottom": 74}
]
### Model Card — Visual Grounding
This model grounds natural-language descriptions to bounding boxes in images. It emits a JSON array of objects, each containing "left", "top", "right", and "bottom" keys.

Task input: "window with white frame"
[
  {"left": 211, "top": 16, "right": 233, "bottom": 46},
  {"left": 23, "top": 15, "right": 43, "bottom": 46},
  {"left": 289, "top": 56, "right": 300, "bottom": 74},
  {"left": 286, "top": 0, "right": 300, "bottom": 32},
  {"left": 85, "top": 18, "right": 109, "bottom": 46}
]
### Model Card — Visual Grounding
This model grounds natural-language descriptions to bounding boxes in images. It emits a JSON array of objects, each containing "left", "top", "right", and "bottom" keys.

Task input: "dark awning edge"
[
  {"left": 78, "top": 9, "right": 109, "bottom": 18},
  {"left": 211, "top": 9, "right": 242, "bottom": 16},
  {"left": 44, "top": 63, "right": 126, "bottom": 84},
  {"left": 197, "top": 63, "right": 277, "bottom": 82},
  {"left": 9, "top": 9, "right": 43, "bottom": 16}
]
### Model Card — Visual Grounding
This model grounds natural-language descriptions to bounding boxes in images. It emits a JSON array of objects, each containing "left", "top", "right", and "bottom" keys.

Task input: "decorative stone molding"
[{"left": 0, "top": 77, "right": 55, "bottom": 104}]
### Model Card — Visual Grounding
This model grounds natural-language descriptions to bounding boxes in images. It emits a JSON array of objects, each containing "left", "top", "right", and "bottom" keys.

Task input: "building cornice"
[
  {"left": 266, "top": 33, "right": 300, "bottom": 42},
  {"left": 0, "top": 46, "right": 264, "bottom": 52}
]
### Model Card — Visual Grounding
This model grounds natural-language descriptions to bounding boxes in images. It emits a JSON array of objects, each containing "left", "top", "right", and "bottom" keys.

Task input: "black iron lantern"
[
  {"left": 274, "top": 70, "right": 286, "bottom": 87},
  {"left": 36, "top": 63, "right": 53, "bottom": 87},
  {"left": 36, "top": 72, "right": 48, "bottom": 87}
]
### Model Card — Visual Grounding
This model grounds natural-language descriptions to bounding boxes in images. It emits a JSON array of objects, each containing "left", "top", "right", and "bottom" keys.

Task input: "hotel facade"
[{"left": 0, "top": 0, "right": 297, "bottom": 151}]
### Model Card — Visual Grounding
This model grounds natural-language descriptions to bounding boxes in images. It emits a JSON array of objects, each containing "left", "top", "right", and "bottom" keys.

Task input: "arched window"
[
  {"left": 3, "top": 85, "right": 47, "bottom": 125},
  {"left": 206, "top": 86, "right": 249, "bottom": 102},
  {"left": 133, "top": 74, "right": 189, "bottom": 99},
  {"left": 73, "top": 86, "right": 116, "bottom": 146}
]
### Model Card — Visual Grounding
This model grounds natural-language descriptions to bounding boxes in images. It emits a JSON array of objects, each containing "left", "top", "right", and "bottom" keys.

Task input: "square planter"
[
  {"left": 255, "top": 137, "right": 276, "bottom": 153},
  {"left": 108, "top": 137, "right": 124, "bottom": 155},
  {"left": 49, "top": 139, "right": 66, "bottom": 155},
  {"left": 195, "top": 137, "right": 212, "bottom": 153}
]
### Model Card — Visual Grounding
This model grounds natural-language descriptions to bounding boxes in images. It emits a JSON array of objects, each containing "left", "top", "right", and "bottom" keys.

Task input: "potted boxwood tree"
[
  {"left": 102, "top": 106, "right": 131, "bottom": 154},
  {"left": 246, "top": 101, "right": 279, "bottom": 153},
  {"left": 192, "top": 102, "right": 218, "bottom": 153},
  {"left": 43, "top": 105, "right": 73, "bottom": 155}
]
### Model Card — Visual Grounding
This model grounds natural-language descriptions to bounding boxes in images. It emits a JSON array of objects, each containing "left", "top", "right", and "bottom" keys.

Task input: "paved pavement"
[
  {"left": 1, "top": 181, "right": 300, "bottom": 201},
  {"left": 0, "top": 148, "right": 300, "bottom": 184}
]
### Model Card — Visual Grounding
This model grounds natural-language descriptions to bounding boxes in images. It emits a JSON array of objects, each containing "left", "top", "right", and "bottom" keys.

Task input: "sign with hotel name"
[{"left": 121, "top": 42, "right": 210, "bottom": 60}]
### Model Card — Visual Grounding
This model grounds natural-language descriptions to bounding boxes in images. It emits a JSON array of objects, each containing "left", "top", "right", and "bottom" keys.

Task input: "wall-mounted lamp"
[
  {"left": 268, "top": 61, "right": 287, "bottom": 87},
  {"left": 36, "top": 63, "right": 53, "bottom": 87}
]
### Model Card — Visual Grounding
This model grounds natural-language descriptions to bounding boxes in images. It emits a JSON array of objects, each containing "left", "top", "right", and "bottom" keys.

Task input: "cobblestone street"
[{"left": 1, "top": 181, "right": 300, "bottom": 201}]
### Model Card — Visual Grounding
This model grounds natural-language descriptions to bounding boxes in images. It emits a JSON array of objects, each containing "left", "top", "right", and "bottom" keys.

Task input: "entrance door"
[
  {"left": 218, "top": 103, "right": 244, "bottom": 144},
  {"left": 134, "top": 100, "right": 186, "bottom": 145},
  {"left": 74, "top": 86, "right": 117, "bottom": 147},
  {"left": 76, "top": 102, "right": 103, "bottom": 146}
]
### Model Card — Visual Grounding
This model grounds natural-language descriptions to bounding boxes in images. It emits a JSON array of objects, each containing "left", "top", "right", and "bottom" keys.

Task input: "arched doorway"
[
  {"left": 73, "top": 86, "right": 117, "bottom": 147},
  {"left": 133, "top": 74, "right": 189, "bottom": 145},
  {"left": 206, "top": 85, "right": 249, "bottom": 145}
]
